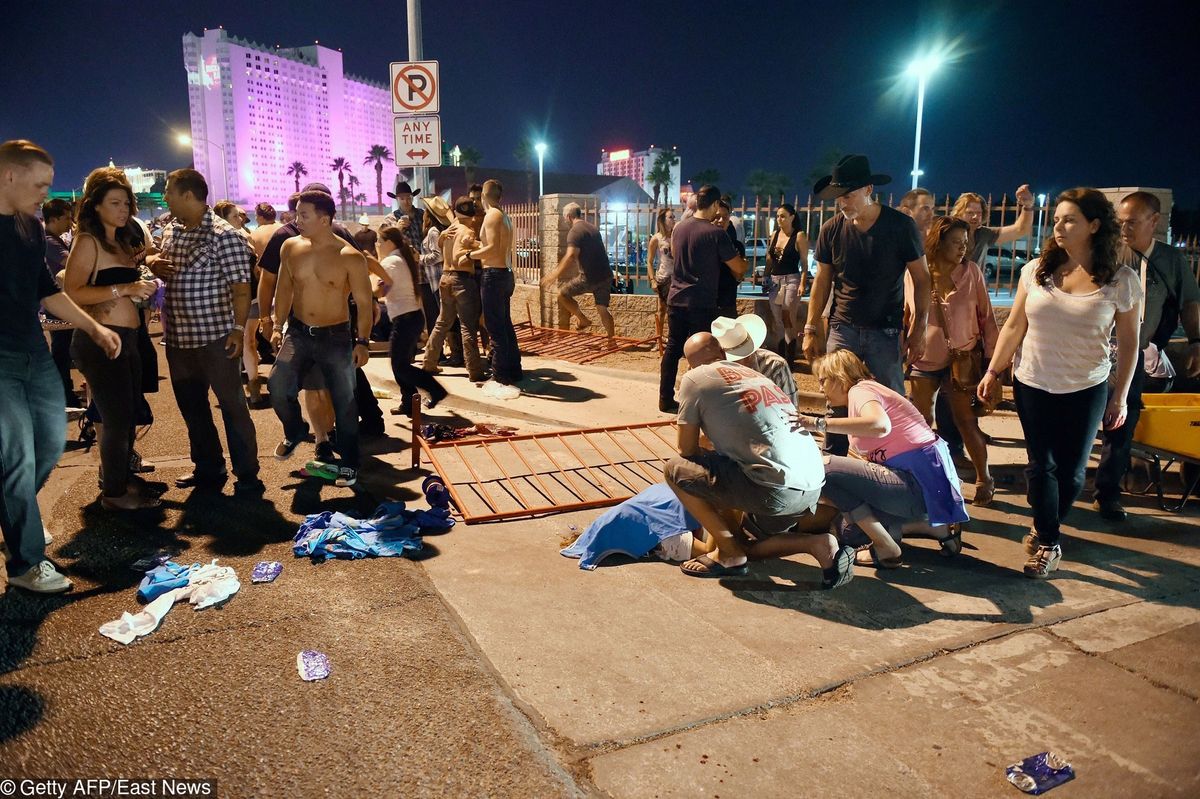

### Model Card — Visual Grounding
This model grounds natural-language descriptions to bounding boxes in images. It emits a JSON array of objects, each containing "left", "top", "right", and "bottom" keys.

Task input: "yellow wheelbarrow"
[{"left": 1131, "top": 394, "right": 1200, "bottom": 512}]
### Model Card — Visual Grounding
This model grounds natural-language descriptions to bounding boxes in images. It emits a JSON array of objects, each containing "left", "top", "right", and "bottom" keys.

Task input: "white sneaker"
[
  {"left": 334, "top": 466, "right": 358, "bottom": 488},
  {"left": 43, "top": 525, "right": 53, "bottom": 544},
  {"left": 7, "top": 560, "right": 72, "bottom": 593}
]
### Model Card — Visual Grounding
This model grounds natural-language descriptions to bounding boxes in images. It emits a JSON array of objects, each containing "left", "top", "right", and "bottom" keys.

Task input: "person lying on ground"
[{"left": 797, "top": 350, "right": 969, "bottom": 569}]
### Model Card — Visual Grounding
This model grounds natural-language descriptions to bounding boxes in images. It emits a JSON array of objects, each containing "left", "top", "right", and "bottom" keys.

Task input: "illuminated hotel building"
[
  {"left": 596, "top": 146, "right": 681, "bottom": 204},
  {"left": 182, "top": 28, "right": 393, "bottom": 205}
]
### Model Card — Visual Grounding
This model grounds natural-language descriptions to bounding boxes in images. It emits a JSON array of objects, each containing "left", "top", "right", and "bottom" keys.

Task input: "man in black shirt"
[
  {"left": 1, "top": 140, "right": 121, "bottom": 593},
  {"left": 543, "top": 202, "right": 616, "bottom": 338},
  {"left": 658, "top": 185, "right": 747, "bottom": 412},
  {"left": 805, "top": 155, "right": 931, "bottom": 456},
  {"left": 804, "top": 155, "right": 930, "bottom": 392},
  {"left": 41, "top": 198, "right": 81, "bottom": 407}
]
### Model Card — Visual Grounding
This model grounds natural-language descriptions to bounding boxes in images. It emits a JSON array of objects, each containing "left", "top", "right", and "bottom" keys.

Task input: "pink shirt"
[
  {"left": 904, "top": 261, "right": 1000, "bottom": 371},
  {"left": 848, "top": 380, "right": 937, "bottom": 463}
]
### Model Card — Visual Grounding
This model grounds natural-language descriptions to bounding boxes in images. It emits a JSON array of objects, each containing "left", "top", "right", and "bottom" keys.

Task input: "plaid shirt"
[{"left": 160, "top": 208, "right": 254, "bottom": 348}]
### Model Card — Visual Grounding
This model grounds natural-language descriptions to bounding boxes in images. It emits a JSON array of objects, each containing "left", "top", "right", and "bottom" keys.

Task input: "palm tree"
[
  {"left": 330, "top": 157, "right": 353, "bottom": 219},
  {"left": 806, "top": 148, "right": 845, "bottom": 192},
  {"left": 458, "top": 146, "right": 482, "bottom": 185},
  {"left": 744, "top": 169, "right": 791, "bottom": 202},
  {"left": 363, "top": 145, "right": 393, "bottom": 211},
  {"left": 647, "top": 150, "right": 680, "bottom": 206},
  {"left": 690, "top": 168, "right": 721, "bottom": 188},
  {"left": 286, "top": 161, "right": 307, "bottom": 193},
  {"left": 347, "top": 174, "right": 361, "bottom": 217},
  {"left": 514, "top": 141, "right": 535, "bottom": 202}
]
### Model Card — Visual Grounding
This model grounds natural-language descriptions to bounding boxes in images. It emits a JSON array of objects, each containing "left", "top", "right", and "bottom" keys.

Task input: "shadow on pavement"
[
  {"left": 519, "top": 367, "right": 605, "bottom": 403},
  {"left": 0, "top": 685, "right": 45, "bottom": 742}
]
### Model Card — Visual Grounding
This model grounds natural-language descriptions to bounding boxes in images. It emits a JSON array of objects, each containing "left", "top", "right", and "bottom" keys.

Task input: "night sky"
[{"left": 3, "top": 0, "right": 1196, "bottom": 207}]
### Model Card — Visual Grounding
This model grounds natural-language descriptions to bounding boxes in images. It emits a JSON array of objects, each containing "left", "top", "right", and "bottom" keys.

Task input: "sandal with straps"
[{"left": 938, "top": 523, "right": 963, "bottom": 557}]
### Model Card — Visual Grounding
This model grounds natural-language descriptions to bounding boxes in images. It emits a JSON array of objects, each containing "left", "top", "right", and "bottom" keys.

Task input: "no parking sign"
[{"left": 390, "top": 61, "right": 439, "bottom": 114}]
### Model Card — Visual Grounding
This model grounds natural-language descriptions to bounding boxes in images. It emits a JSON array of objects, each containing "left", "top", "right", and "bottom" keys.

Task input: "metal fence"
[{"left": 510, "top": 195, "right": 1200, "bottom": 298}]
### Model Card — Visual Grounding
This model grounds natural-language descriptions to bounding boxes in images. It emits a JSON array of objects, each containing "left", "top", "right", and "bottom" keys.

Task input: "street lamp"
[
  {"left": 534, "top": 142, "right": 547, "bottom": 198},
  {"left": 176, "top": 132, "right": 227, "bottom": 202},
  {"left": 905, "top": 55, "right": 941, "bottom": 190},
  {"left": 1036, "top": 192, "right": 1048, "bottom": 252}
]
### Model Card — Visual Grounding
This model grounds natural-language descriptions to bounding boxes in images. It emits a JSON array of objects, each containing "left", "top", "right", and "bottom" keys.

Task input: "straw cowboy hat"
[
  {"left": 812, "top": 154, "right": 892, "bottom": 201},
  {"left": 421, "top": 195, "right": 453, "bottom": 227},
  {"left": 712, "top": 314, "right": 767, "bottom": 360}
]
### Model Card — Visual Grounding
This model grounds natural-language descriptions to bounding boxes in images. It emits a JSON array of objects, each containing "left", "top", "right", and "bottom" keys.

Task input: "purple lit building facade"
[{"left": 182, "top": 28, "right": 393, "bottom": 206}]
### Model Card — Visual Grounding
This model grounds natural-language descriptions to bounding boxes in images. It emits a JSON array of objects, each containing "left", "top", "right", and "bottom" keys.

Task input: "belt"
[{"left": 289, "top": 318, "right": 350, "bottom": 336}]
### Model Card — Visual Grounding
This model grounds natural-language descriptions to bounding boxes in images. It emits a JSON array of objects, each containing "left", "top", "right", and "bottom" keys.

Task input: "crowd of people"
[
  {"left": 0, "top": 138, "right": 530, "bottom": 593},
  {"left": 650, "top": 153, "right": 1198, "bottom": 584},
  {"left": 2, "top": 138, "right": 1198, "bottom": 595}
]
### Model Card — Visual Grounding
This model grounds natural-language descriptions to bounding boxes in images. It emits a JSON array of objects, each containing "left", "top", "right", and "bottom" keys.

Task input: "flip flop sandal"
[
  {"left": 854, "top": 546, "right": 903, "bottom": 569},
  {"left": 821, "top": 544, "right": 855, "bottom": 590},
  {"left": 939, "top": 523, "right": 963, "bottom": 558},
  {"left": 680, "top": 554, "right": 749, "bottom": 579}
]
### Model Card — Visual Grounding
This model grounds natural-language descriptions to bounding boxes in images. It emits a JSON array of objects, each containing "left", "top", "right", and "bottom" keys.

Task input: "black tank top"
[
  {"left": 91, "top": 266, "right": 140, "bottom": 286},
  {"left": 768, "top": 229, "right": 802, "bottom": 275}
]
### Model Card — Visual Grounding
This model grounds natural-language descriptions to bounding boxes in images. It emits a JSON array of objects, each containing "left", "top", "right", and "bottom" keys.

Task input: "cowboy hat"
[
  {"left": 421, "top": 195, "right": 453, "bottom": 227},
  {"left": 387, "top": 180, "right": 421, "bottom": 200},
  {"left": 813, "top": 154, "right": 891, "bottom": 201},
  {"left": 712, "top": 314, "right": 767, "bottom": 360}
]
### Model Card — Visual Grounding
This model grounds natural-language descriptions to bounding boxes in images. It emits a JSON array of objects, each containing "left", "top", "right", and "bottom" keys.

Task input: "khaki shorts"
[
  {"left": 665, "top": 450, "right": 821, "bottom": 526},
  {"left": 562, "top": 273, "right": 612, "bottom": 306}
]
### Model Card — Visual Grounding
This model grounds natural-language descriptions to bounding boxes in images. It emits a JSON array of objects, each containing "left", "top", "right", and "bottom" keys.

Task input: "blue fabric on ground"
[
  {"left": 137, "top": 561, "right": 200, "bottom": 603},
  {"left": 292, "top": 501, "right": 432, "bottom": 562},
  {"left": 560, "top": 483, "right": 699, "bottom": 570}
]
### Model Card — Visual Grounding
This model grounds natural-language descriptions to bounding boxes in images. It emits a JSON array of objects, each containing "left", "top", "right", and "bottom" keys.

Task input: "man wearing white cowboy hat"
[
  {"left": 712, "top": 314, "right": 797, "bottom": 405},
  {"left": 664, "top": 332, "right": 848, "bottom": 585},
  {"left": 804, "top": 154, "right": 932, "bottom": 455}
]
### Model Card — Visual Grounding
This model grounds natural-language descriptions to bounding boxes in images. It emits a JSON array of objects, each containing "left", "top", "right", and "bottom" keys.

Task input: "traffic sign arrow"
[{"left": 407, "top": 149, "right": 429, "bottom": 159}]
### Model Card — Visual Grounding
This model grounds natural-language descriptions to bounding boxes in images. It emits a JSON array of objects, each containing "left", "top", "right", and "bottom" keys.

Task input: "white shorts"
[
  {"left": 771, "top": 272, "right": 804, "bottom": 307},
  {"left": 654, "top": 531, "right": 694, "bottom": 563}
]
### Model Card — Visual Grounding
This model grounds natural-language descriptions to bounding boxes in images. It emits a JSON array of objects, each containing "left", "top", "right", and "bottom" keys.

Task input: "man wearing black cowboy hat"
[{"left": 804, "top": 155, "right": 930, "bottom": 455}]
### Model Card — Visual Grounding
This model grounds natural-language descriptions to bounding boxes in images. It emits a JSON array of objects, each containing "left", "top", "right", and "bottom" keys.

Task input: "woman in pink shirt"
[
  {"left": 905, "top": 217, "right": 1000, "bottom": 505},
  {"left": 798, "top": 350, "right": 968, "bottom": 568}
]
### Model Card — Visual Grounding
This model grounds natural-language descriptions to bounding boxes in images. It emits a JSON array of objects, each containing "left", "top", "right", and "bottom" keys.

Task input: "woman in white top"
[
  {"left": 378, "top": 227, "right": 447, "bottom": 416},
  {"left": 978, "top": 188, "right": 1141, "bottom": 579},
  {"left": 645, "top": 207, "right": 675, "bottom": 348}
]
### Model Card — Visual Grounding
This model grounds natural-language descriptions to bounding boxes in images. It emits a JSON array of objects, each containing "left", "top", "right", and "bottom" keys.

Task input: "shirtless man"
[
  {"left": 465, "top": 179, "right": 521, "bottom": 386},
  {"left": 268, "top": 190, "right": 373, "bottom": 487}
]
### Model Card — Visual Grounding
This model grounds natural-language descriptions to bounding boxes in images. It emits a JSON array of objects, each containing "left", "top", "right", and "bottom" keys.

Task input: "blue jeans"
[
  {"left": 269, "top": 322, "right": 360, "bottom": 467},
  {"left": 826, "top": 322, "right": 905, "bottom": 394},
  {"left": 825, "top": 322, "right": 905, "bottom": 457},
  {"left": 0, "top": 348, "right": 65, "bottom": 576},
  {"left": 480, "top": 269, "right": 522, "bottom": 384},
  {"left": 1014, "top": 378, "right": 1108, "bottom": 545}
]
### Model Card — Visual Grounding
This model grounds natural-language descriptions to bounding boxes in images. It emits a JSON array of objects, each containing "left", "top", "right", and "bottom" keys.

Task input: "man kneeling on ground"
[
  {"left": 665, "top": 333, "right": 852, "bottom": 587},
  {"left": 269, "top": 191, "right": 373, "bottom": 487}
]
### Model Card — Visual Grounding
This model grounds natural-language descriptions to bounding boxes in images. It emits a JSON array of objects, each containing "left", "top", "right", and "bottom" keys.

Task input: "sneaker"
[
  {"left": 1023, "top": 544, "right": 1062, "bottom": 579},
  {"left": 1093, "top": 496, "right": 1127, "bottom": 521},
  {"left": 275, "top": 437, "right": 303, "bottom": 460},
  {"left": 314, "top": 440, "right": 336, "bottom": 462},
  {"left": 7, "top": 560, "right": 72, "bottom": 593},
  {"left": 43, "top": 526, "right": 53, "bottom": 544},
  {"left": 233, "top": 478, "right": 266, "bottom": 497},
  {"left": 334, "top": 466, "right": 358, "bottom": 487}
]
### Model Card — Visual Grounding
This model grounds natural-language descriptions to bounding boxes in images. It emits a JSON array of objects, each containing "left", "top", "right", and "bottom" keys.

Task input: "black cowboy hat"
[
  {"left": 813, "top": 154, "right": 892, "bottom": 201},
  {"left": 387, "top": 180, "right": 421, "bottom": 200}
]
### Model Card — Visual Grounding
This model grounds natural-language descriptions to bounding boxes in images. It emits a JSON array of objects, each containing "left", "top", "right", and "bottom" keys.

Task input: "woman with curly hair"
[
  {"left": 978, "top": 188, "right": 1141, "bottom": 578},
  {"left": 64, "top": 167, "right": 159, "bottom": 510}
]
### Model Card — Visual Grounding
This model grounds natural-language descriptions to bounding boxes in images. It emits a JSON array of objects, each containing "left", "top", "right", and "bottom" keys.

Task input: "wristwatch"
[
  {"left": 815, "top": 416, "right": 827, "bottom": 434},
  {"left": 354, "top": 337, "right": 369, "bottom": 346}
]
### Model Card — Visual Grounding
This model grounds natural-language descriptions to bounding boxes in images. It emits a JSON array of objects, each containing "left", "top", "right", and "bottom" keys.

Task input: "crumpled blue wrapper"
[
  {"left": 251, "top": 561, "right": 283, "bottom": 583},
  {"left": 297, "top": 650, "right": 330, "bottom": 681},
  {"left": 1006, "top": 751, "right": 1075, "bottom": 794}
]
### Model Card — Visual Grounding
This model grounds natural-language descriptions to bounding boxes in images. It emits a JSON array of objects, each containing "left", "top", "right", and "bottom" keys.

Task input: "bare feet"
[{"left": 575, "top": 316, "right": 592, "bottom": 332}]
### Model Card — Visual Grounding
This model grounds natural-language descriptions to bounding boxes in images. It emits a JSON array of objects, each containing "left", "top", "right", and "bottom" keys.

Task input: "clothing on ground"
[
  {"left": 105, "top": 560, "right": 241, "bottom": 644},
  {"left": 560, "top": 483, "right": 699, "bottom": 570},
  {"left": 293, "top": 501, "right": 453, "bottom": 561}
]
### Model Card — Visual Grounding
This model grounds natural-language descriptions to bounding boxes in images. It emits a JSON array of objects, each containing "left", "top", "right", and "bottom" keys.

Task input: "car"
[
  {"left": 745, "top": 238, "right": 769, "bottom": 259},
  {"left": 982, "top": 247, "right": 1030, "bottom": 283}
]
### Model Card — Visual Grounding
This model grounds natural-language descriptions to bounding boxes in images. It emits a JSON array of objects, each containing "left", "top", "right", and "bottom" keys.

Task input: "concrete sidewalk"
[
  {"left": 2, "top": 346, "right": 1197, "bottom": 797},
  {"left": 371, "top": 351, "right": 1200, "bottom": 796}
]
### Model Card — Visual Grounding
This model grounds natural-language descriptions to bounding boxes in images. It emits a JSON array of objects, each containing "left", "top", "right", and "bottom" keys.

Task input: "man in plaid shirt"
[{"left": 147, "top": 169, "right": 263, "bottom": 496}]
